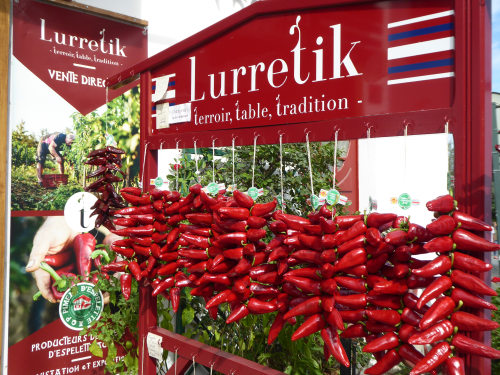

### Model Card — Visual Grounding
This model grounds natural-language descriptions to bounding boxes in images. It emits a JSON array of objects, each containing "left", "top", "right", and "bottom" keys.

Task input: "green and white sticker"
[
  {"left": 310, "top": 194, "right": 320, "bottom": 209},
  {"left": 154, "top": 177, "right": 164, "bottom": 188},
  {"left": 247, "top": 187, "right": 259, "bottom": 200},
  {"left": 398, "top": 193, "right": 412, "bottom": 210},
  {"left": 277, "top": 195, "right": 286, "bottom": 208},
  {"left": 105, "top": 133, "right": 116, "bottom": 146},
  {"left": 206, "top": 182, "right": 219, "bottom": 196},
  {"left": 59, "top": 283, "right": 104, "bottom": 331},
  {"left": 326, "top": 189, "right": 340, "bottom": 205}
]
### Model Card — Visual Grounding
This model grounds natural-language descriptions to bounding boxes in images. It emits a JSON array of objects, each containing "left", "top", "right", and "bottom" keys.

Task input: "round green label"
[
  {"left": 311, "top": 194, "right": 320, "bottom": 209},
  {"left": 105, "top": 134, "right": 115, "bottom": 146},
  {"left": 154, "top": 177, "right": 163, "bottom": 188},
  {"left": 207, "top": 182, "right": 219, "bottom": 195},
  {"left": 398, "top": 193, "right": 412, "bottom": 210},
  {"left": 59, "top": 283, "right": 104, "bottom": 331},
  {"left": 247, "top": 187, "right": 259, "bottom": 200},
  {"left": 326, "top": 189, "right": 340, "bottom": 205}
]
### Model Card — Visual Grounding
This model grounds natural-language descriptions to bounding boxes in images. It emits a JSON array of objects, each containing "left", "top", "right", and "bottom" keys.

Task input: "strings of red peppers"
[
  {"left": 101, "top": 186, "right": 500, "bottom": 375},
  {"left": 84, "top": 146, "right": 128, "bottom": 231}
]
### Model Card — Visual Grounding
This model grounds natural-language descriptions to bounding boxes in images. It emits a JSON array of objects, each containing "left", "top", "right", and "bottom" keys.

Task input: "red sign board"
[
  {"left": 8, "top": 318, "right": 124, "bottom": 375},
  {"left": 149, "top": 0, "right": 454, "bottom": 136},
  {"left": 13, "top": 0, "right": 147, "bottom": 115}
]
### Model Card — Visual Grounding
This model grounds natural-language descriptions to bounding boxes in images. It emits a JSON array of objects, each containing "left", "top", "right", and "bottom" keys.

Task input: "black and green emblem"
[{"left": 59, "top": 282, "right": 104, "bottom": 331}]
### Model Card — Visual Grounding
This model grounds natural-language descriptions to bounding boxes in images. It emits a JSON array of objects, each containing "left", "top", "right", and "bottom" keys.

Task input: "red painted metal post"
[
  {"left": 454, "top": 0, "right": 492, "bottom": 374},
  {"left": 138, "top": 70, "right": 158, "bottom": 375}
]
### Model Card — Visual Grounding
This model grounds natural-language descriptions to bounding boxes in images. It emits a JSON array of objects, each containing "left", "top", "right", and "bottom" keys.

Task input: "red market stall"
[{"left": 106, "top": 0, "right": 492, "bottom": 374}]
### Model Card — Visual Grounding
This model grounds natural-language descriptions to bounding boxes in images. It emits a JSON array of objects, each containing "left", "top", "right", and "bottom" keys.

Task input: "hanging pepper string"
[
  {"left": 174, "top": 349, "right": 178, "bottom": 375},
  {"left": 252, "top": 134, "right": 259, "bottom": 187},
  {"left": 141, "top": 142, "right": 150, "bottom": 191},
  {"left": 367, "top": 126, "right": 371, "bottom": 209},
  {"left": 279, "top": 133, "right": 284, "bottom": 210},
  {"left": 232, "top": 136, "right": 237, "bottom": 188},
  {"left": 212, "top": 138, "right": 217, "bottom": 183},
  {"left": 175, "top": 140, "right": 180, "bottom": 191},
  {"left": 332, "top": 129, "right": 339, "bottom": 219},
  {"left": 192, "top": 356, "right": 196, "bottom": 375},
  {"left": 404, "top": 124, "right": 408, "bottom": 191},
  {"left": 305, "top": 131, "right": 314, "bottom": 196},
  {"left": 105, "top": 87, "right": 109, "bottom": 137},
  {"left": 194, "top": 140, "right": 199, "bottom": 182},
  {"left": 445, "top": 121, "right": 450, "bottom": 191}
]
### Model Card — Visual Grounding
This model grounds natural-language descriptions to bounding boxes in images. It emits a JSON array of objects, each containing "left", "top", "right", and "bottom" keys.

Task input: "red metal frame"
[{"left": 107, "top": 1, "right": 492, "bottom": 374}]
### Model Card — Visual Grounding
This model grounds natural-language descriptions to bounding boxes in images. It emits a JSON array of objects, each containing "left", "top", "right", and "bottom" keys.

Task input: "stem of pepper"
[
  {"left": 91, "top": 249, "right": 111, "bottom": 264},
  {"left": 39, "top": 261, "right": 67, "bottom": 290},
  {"left": 33, "top": 291, "right": 42, "bottom": 301}
]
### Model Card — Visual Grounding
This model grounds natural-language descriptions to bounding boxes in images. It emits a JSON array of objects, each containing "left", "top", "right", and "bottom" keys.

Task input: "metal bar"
[
  {"left": 149, "top": 326, "right": 287, "bottom": 375},
  {"left": 138, "top": 70, "right": 158, "bottom": 375},
  {"left": 165, "top": 357, "right": 192, "bottom": 375},
  {"left": 492, "top": 102, "right": 500, "bottom": 230}
]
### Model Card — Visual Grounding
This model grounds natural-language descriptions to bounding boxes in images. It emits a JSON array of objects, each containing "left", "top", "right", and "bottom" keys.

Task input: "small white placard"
[
  {"left": 147, "top": 333, "right": 163, "bottom": 361},
  {"left": 169, "top": 103, "right": 191, "bottom": 124},
  {"left": 152, "top": 76, "right": 170, "bottom": 102},
  {"left": 156, "top": 103, "right": 169, "bottom": 129}
]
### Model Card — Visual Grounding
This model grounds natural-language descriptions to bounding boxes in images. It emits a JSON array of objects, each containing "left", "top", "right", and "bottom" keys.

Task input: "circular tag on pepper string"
[
  {"left": 276, "top": 195, "right": 286, "bottom": 208},
  {"left": 326, "top": 189, "right": 340, "bottom": 205},
  {"left": 154, "top": 177, "right": 164, "bottom": 189},
  {"left": 310, "top": 194, "right": 320, "bottom": 209},
  {"left": 398, "top": 193, "right": 412, "bottom": 210},
  {"left": 105, "top": 133, "right": 116, "bottom": 146},
  {"left": 247, "top": 187, "right": 259, "bottom": 200},
  {"left": 64, "top": 192, "right": 98, "bottom": 233},
  {"left": 207, "top": 182, "right": 219, "bottom": 196},
  {"left": 59, "top": 282, "right": 104, "bottom": 331}
]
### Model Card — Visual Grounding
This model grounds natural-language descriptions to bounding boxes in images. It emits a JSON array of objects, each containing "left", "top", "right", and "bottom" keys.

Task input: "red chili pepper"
[
  {"left": 453, "top": 251, "right": 492, "bottom": 273},
  {"left": 366, "top": 212, "right": 397, "bottom": 228},
  {"left": 365, "top": 349, "right": 402, "bottom": 375},
  {"left": 269, "top": 220, "right": 287, "bottom": 234},
  {"left": 321, "top": 326, "right": 349, "bottom": 367},
  {"left": 169, "top": 287, "right": 181, "bottom": 313},
  {"left": 341, "top": 221, "right": 367, "bottom": 244},
  {"left": 225, "top": 303, "right": 249, "bottom": 324},
  {"left": 277, "top": 213, "right": 311, "bottom": 232},
  {"left": 366, "top": 309, "right": 401, "bottom": 326},
  {"left": 365, "top": 227, "right": 382, "bottom": 246},
  {"left": 334, "top": 276, "right": 366, "bottom": 293},
  {"left": 181, "top": 233, "right": 210, "bottom": 249},
  {"left": 120, "top": 274, "right": 132, "bottom": 300},
  {"left": 44, "top": 251, "right": 74, "bottom": 268},
  {"left": 157, "top": 262, "right": 178, "bottom": 277},
  {"left": 335, "top": 294, "right": 367, "bottom": 310},
  {"left": 73, "top": 233, "right": 96, "bottom": 279},
  {"left": 407, "top": 223, "right": 435, "bottom": 243},
  {"left": 426, "top": 194, "right": 455, "bottom": 212},
  {"left": 334, "top": 248, "right": 367, "bottom": 272},
  {"left": 247, "top": 228, "right": 267, "bottom": 243},
  {"left": 363, "top": 332, "right": 399, "bottom": 353},
  {"left": 249, "top": 283, "right": 280, "bottom": 296},
  {"left": 218, "top": 207, "right": 250, "bottom": 221},
  {"left": 266, "top": 313, "right": 287, "bottom": 345},
  {"left": 319, "top": 217, "right": 337, "bottom": 234},
  {"left": 427, "top": 215, "right": 456, "bottom": 235},
  {"left": 283, "top": 296, "right": 323, "bottom": 320},
  {"left": 419, "top": 296, "right": 455, "bottom": 330},
  {"left": 452, "top": 311, "right": 499, "bottom": 332},
  {"left": 283, "top": 275, "right": 321, "bottom": 295},
  {"left": 451, "top": 333, "right": 500, "bottom": 359},
  {"left": 231, "top": 190, "right": 253, "bottom": 209},
  {"left": 453, "top": 228, "right": 500, "bottom": 252},
  {"left": 151, "top": 277, "right": 175, "bottom": 297},
  {"left": 101, "top": 260, "right": 128, "bottom": 273},
  {"left": 290, "top": 250, "right": 323, "bottom": 265},
  {"left": 384, "top": 230, "right": 408, "bottom": 247},
  {"left": 85, "top": 156, "right": 107, "bottom": 166},
  {"left": 411, "top": 255, "right": 451, "bottom": 277},
  {"left": 398, "top": 344, "right": 437, "bottom": 375},
  {"left": 251, "top": 198, "right": 277, "bottom": 217},
  {"left": 282, "top": 282, "right": 308, "bottom": 298},
  {"left": 399, "top": 324, "right": 418, "bottom": 343},
  {"left": 336, "top": 215, "right": 364, "bottom": 229},
  {"left": 291, "top": 313, "right": 326, "bottom": 341},
  {"left": 443, "top": 357, "right": 465, "bottom": 375},
  {"left": 410, "top": 342, "right": 451, "bottom": 375},
  {"left": 341, "top": 323, "right": 367, "bottom": 338},
  {"left": 409, "top": 319, "right": 454, "bottom": 345},
  {"left": 337, "top": 235, "right": 366, "bottom": 255},
  {"left": 367, "top": 242, "right": 395, "bottom": 259},
  {"left": 366, "top": 293, "right": 401, "bottom": 310},
  {"left": 364, "top": 254, "right": 387, "bottom": 274},
  {"left": 452, "top": 211, "right": 492, "bottom": 231},
  {"left": 298, "top": 234, "right": 323, "bottom": 251},
  {"left": 365, "top": 320, "right": 398, "bottom": 334},
  {"left": 127, "top": 261, "right": 142, "bottom": 281},
  {"left": 247, "top": 298, "right": 277, "bottom": 314},
  {"left": 451, "top": 269, "right": 496, "bottom": 296},
  {"left": 184, "top": 213, "right": 212, "bottom": 226},
  {"left": 215, "top": 232, "right": 247, "bottom": 248},
  {"left": 417, "top": 276, "right": 452, "bottom": 309},
  {"left": 401, "top": 307, "right": 421, "bottom": 327},
  {"left": 305, "top": 225, "right": 323, "bottom": 236},
  {"left": 451, "top": 287, "right": 497, "bottom": 310},
  {"left": 373, "top": 278, "right": 407, "bottom": 295},
  {"left": 39, "top": 262, "right": 77, "bottom": 300}
]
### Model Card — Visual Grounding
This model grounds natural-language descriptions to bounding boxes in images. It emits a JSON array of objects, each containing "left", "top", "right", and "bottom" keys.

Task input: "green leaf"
[
  {"left": 109, "top": 291, "right": 116, "bottom": 306},
  {"left": 182, "top": 305, "right": 195, "bottom": 327},
  {"left": 89, "top": 339, "right": 103, "bottom": 358},
  {"left": 107, "top": 341, "right": 117, "bottom": 360},
  {"left": 71, "top": 286, "right": 78, "bottom": 296}
]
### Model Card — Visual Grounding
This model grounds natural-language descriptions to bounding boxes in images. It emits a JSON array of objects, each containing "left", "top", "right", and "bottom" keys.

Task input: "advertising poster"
[{"left": 8, "top": 1, "right": 147, "bottom": 374}]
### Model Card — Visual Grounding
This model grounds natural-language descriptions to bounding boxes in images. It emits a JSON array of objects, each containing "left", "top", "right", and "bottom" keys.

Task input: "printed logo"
[
  {"left": 59, "top": 283, "right": 104, "bottom": 331},
  {"left": 398, "top": 193, "right": 412, "bottom": 210}
]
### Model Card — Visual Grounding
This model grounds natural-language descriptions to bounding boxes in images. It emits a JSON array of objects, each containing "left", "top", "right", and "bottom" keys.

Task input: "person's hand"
[
  {"left": 55, "top": 156, "right": 63, "bottom": 164},
  {"left": 26, "top": 217, "right": 79, "bottom": 302}
]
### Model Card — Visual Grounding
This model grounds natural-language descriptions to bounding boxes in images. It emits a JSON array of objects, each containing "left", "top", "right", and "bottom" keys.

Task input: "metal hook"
[{"left": 254, "top": 132, "right": 260, "bottom": 140}]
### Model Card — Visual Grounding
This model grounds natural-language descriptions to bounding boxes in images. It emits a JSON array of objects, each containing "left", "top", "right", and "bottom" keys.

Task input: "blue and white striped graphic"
[{"left": 387, "top": 10, "right": 455, "bottom": 85}]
